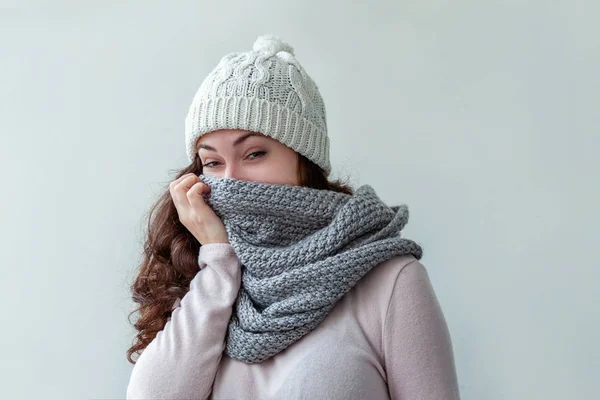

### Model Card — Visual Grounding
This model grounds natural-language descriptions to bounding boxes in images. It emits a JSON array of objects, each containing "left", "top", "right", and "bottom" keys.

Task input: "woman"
[{"left": 126, "top": 34, "right": 460, "bottom": 399}]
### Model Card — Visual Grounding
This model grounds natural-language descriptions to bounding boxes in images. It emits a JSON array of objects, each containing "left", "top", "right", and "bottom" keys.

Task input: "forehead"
[
  {"left": 196, "top": 130, "right": 271, "bottom": 150},
  {"left": 200, "top": 130, "right": 262, "bottom": 140}
]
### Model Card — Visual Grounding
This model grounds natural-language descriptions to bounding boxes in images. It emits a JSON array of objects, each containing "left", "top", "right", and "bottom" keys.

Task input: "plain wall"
[{"left": 1, "top": 1, "right": 598, "bottom": 399}]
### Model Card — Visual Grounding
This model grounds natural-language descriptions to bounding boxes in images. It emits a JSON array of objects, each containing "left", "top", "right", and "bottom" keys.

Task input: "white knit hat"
[{"left": 184, "top": 34, "right": 331, "bottom": 176}]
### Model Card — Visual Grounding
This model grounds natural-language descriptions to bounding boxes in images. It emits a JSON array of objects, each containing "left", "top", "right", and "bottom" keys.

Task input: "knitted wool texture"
[
  {"left": 185, "top": 34, "right": 331, "bottom": 175},
  {"left": 198, "top": 174, "right": 423, "bottom": 363}
]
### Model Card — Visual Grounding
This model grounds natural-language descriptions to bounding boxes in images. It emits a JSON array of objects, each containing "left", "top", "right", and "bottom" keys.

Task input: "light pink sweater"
[{"left": 126, "top": 243, "right": 460, "bottom": 399}]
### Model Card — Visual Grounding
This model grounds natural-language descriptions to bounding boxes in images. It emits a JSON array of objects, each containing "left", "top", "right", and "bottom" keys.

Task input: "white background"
[{"left": 1, "top": 1, "right": 598, "bottom": 399}]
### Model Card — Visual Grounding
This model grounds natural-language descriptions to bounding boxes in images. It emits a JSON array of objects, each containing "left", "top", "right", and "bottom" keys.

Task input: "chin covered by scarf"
[{"left": 198, "top": 174, "right": 423, "bottom": 364}]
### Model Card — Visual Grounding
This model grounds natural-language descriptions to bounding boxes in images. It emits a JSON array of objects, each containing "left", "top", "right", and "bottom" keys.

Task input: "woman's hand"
[{"left": 169, "top": 173, "right": 229, "bottom": 245}]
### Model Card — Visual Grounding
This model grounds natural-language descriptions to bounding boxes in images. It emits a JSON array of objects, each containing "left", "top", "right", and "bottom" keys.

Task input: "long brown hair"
[{"left": 126, "top": 153, "right": 353, "bottom": 364}]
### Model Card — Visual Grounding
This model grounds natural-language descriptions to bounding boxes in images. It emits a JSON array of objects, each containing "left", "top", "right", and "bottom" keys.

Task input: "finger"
[
  {"left": 171, "top": 175, "right": 199, "bottom": 207},
  {"left": 169, "top": 172, "right": 196, "bottom": 190},
  {"left": 187, "top": 181, "right": 211, "bottom": 210}
]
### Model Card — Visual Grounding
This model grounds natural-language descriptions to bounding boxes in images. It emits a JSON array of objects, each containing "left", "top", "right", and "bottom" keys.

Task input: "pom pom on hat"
[{"left": 253, "top": 34, "right": 295, "bottom": 56}]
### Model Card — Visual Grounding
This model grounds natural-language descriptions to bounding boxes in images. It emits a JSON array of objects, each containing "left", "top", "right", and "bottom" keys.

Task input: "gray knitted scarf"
[{"left": 198, "top": 174, "right": 423, "bottom": 364}]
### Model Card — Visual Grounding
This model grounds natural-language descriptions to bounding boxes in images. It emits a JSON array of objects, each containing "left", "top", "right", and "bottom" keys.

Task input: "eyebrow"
[{"left": 197, "top": 132, "right": 263, "bottom": 152}]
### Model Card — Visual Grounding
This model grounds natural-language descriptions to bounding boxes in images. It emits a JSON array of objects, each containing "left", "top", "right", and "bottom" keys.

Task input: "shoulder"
[
  {"left": 368, "top": 256, "right": 440, "bottom": 329},
  {"left": 340, "top": 254, "right": 425, "bottom": 340},
  {"left": 353, "top": 254, "right": 425, "bottom": 306}
]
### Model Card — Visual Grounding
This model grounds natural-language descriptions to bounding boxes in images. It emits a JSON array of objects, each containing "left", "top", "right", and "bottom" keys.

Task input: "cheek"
[
  {"left": 276, "top": 153, "right": 300, "bottom": 184},
  {"left": 255, "top": 152, "right": 298, "bottom": 185}
]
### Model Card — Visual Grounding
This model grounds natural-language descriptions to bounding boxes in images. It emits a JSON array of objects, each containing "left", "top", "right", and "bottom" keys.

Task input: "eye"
[
  {"left": 247, "top": 151, "right": 266, "bottom": 160},
  {"left": 202, "top": 151, "right": 266, "bottom": 168},
  {"left": 202, "top": 161, "right": 221, "bottom": 168}
]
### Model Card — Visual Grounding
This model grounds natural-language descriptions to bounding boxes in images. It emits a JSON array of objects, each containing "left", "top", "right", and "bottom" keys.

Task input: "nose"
[{"left": 223, "top": 164, "right": 242, "bottom": 180}]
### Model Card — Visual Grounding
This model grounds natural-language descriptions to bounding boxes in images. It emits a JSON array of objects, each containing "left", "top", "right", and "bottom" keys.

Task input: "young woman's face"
[{"left": 196, "top": 129, "right": 300, "bottom": 186}]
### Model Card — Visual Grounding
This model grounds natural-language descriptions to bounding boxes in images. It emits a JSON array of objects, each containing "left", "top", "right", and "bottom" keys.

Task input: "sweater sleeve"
[
  {"left": 126, "top": 243, "right": 242, "bottom": 400},
  {"left": 383, "top": 260, "right": 461, "bottom": 400}
]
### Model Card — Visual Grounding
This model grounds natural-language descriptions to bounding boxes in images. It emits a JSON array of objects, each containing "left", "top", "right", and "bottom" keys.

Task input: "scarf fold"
[{"left": 199, "top": 174, "right": 423, "bottom": 363}]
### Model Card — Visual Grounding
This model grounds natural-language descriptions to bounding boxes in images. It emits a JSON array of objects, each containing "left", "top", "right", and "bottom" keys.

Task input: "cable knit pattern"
[
  {"left": 198, "top": 174, "right": 423, "bottom": 363},
  {"left": 185, "top": 34, "right": 331, "bottom": 175}
]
